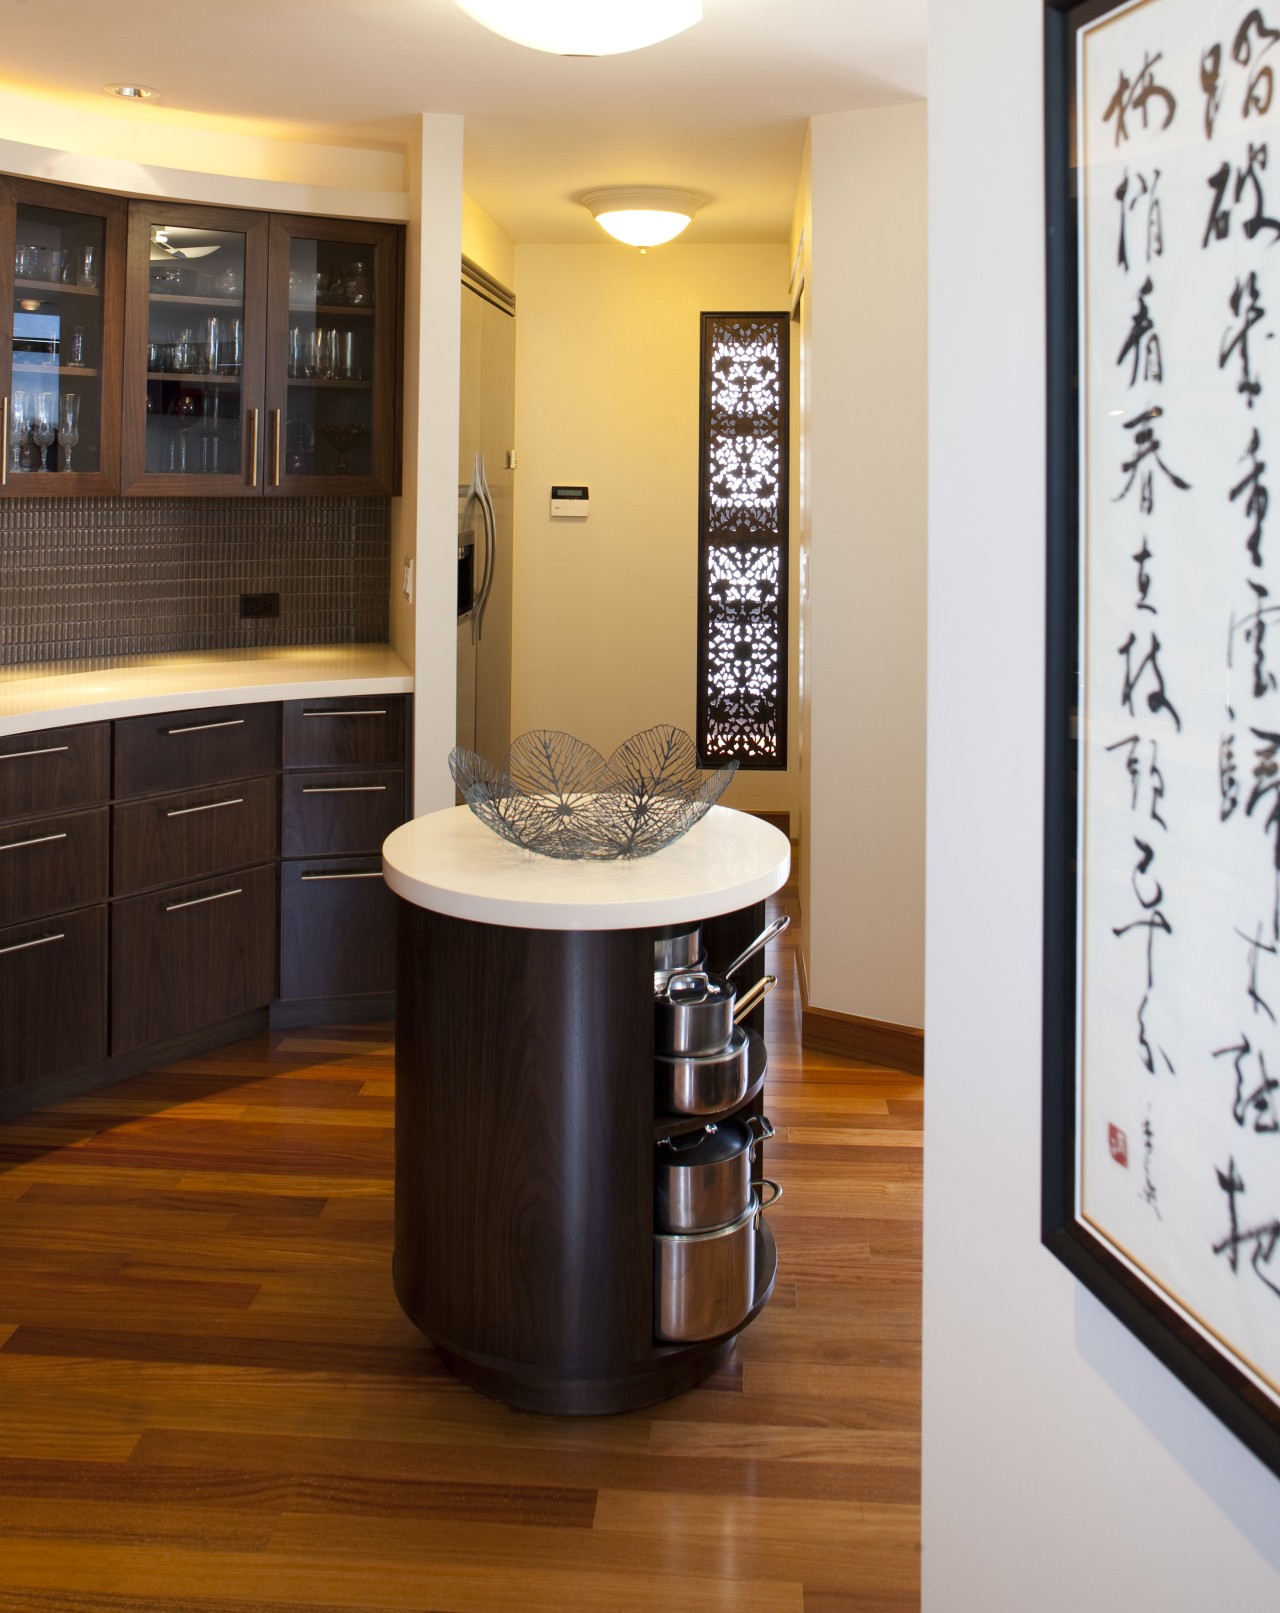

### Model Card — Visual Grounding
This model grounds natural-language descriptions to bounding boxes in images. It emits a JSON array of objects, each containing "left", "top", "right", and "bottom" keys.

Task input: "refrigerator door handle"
[{"left": 474, "top": 453, "right": 498, "bottom": 645}]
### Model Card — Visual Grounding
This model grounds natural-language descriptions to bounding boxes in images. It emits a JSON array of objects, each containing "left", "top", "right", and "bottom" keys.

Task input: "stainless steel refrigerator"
[{"left": 457, "top": 274, "right": 515, "bottom": 764}]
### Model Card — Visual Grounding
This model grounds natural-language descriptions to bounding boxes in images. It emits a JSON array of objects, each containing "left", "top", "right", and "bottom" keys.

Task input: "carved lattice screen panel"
[{"left": 697, "top": 312, "right": 789, "bottom": 768}]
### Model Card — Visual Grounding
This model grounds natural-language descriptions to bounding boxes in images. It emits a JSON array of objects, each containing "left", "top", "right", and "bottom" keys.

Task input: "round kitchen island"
[{"left": 382, "top": 804, "right": 790, "bottom": 1415}]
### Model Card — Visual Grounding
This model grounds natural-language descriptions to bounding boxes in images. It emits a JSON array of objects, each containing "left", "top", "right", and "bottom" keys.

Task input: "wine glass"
[
  {"left": 320, "top": 421, "right": 368, "bottom": 475},
  {"left": 58, "top": 393, "right": 80, "bottom": 472},
  {"left": 173, "top": 390, "right": 198, "bottom": 472},
  {"left": 10, "top": 390, "right": 29, "bottom": 475},
  {"left": 31, "top": 393, "right": 55, "bottom": 471}
]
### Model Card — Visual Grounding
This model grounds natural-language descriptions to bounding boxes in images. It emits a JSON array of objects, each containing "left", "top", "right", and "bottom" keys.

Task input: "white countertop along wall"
[{"left": 0, "top": 645, "right": 413, "bottom": 738}]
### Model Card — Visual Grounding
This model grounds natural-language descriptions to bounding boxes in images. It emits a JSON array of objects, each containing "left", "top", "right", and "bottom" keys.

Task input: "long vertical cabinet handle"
[
  {"left": 1, "top": 396, "right": 9, "bottom": 488},
  {"left": 248, "top": 408, "right": 260, "bottom": 488},
  {"left": 271, "top": 408, "right": 281, "bottom": 487},
  {"left": 475, "top": 454, "right": 498, "bottom": 644}
]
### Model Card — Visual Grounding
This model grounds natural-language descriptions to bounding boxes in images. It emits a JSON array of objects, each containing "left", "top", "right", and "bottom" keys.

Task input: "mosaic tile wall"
[{"left": 0, "top": 496, "right": 391, "bottom": 665}]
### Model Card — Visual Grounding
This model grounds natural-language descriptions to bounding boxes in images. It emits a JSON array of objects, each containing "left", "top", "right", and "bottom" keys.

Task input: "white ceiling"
[{"left": 0, "top": 0, "right": 927, "bottom": 244}]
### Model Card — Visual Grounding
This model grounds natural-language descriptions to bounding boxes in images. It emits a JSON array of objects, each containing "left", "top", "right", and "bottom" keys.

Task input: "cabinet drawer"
[
  {"left": 114, "top": 703, "right": 280, "bottom": 799},
  {"left": 0, "top": 807, "right": 109, "bottom": 928},
  {"left": 0, "top": 724, "right": 110, "bottom": 819},
  {"left": 282, "top": 696, "right": 406, "bottom": 768},
  {"left": 279, "top": 856, "right": 395, "bottom": 1000},
  {"left": 111, "top": 863, "right": 276, "bottom": 1056},
  {"left": 0, "top": 906, "right": 107, "bottom": 1094},
  {"left": 113, "top": 775, "right": 278, "bottom": 897},
  {"left": 281, "top": 769, "right": 405, "bottom": 857}
]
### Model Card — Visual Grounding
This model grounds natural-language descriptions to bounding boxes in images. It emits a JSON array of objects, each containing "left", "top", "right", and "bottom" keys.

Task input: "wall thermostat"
[{"left": 551, "top": 485, "right": 589, "bottom": 519}]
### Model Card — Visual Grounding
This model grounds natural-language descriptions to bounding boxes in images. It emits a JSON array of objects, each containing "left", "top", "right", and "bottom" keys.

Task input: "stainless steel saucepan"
[
  {"left": 655, "top": 1113, "right": 776, "bottom": 1233},
  {"left": 654, "top": 975, "right": 777, "bottom": 1112},
  {"left": 653, "top": 1179, "right": 782, "bottom": 1343},
  {"left": 654, "top": 915, "right": 788, "bottom": 1056}
]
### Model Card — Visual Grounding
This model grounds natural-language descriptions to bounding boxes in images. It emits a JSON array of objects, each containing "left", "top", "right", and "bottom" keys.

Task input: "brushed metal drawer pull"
[
  {"left": 0, "top": 831, "right": 68, "bottom": 854},
  {"left": 301, "top": 709, "right": 387, "bottom": 718},
  {"left": 0, "top": 932, "right": 65, "bottom": 958},
  {"left": 301, "top": 785, "right": 387, "bottom": 794},
  {"left": 0, "top": 744, "right": 70, "bottom": 762},
  {"left": 165, "top": 887, "right": 242, "bottom": 913},
  {"left": 300, "top": 871, "right": 384, "bottom": 881},
  {"left": 164, "top": 719, "right": 246, "bottom": 736},
  {"left": 165, "top": 797, "right": 244, "bottom": 818}
]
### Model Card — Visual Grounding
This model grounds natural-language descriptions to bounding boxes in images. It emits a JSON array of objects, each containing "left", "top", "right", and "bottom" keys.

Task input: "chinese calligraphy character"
[{"left": 1104, "top": 51, "right": 1178, "bottom": 146}]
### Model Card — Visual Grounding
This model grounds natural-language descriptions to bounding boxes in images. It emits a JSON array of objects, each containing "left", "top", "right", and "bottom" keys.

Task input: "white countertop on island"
[
  {"left": 382, "top": 804, "right": 790, "bottom": 931},
  {"left": 0, "top": 644, "right": 413, "bottom": 737}
]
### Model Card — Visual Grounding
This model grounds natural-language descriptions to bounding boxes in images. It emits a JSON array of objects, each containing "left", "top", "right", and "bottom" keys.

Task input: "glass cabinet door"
[
  {"left": 265, "top": 217, "right": 398, "bottom": 494},
  {"left": 121, "top": 204, "right": 268, "bottom": 494},
  {"left": 1, "top": 180, "right": 126, "bottom": 495}
]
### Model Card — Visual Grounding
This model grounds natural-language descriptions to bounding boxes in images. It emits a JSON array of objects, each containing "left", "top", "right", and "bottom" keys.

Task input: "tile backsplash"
[{"left": 0, "top": 496, "right": 390, "bottom": 666}]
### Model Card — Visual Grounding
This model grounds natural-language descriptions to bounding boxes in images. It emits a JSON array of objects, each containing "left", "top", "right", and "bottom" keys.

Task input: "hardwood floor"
[{"left": 0, "top": 882, "right": 922, "bottom": 1611}]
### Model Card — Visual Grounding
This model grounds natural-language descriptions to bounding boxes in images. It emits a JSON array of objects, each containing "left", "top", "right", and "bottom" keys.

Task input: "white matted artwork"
[{"left": 1044, "top": 0, "right": 1280, "bottom": 1478}]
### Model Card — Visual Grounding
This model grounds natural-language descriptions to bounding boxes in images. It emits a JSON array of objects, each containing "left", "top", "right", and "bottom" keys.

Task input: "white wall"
[
  {"left": 508, "top": 242, "right": 794, "bottom": 817},
  {"left": 922, "top": 2, "right": 1280, "bottom": 1606},
  {"left": 803, "top": 105, "right": 927, "bottom": 1029}
]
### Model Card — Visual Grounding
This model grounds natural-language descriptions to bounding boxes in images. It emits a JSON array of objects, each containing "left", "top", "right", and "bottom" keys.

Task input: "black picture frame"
[{"left": 1042, "top": 0, "right": 1280, "bottom": 1481}]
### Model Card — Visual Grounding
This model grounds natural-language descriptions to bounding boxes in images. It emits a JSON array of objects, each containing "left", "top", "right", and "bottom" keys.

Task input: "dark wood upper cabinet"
[
  {"left": 3, "top": 181, "right": 401, "bottom": 499},
  {"left": 264, "top": 214, "right": 400, "bottom": 496},
  {"left": 120, "top": 200, "right": 270, "bottom": 496},
  {"left": 0, "top": 177, "right": 128, "bottom": 498}
]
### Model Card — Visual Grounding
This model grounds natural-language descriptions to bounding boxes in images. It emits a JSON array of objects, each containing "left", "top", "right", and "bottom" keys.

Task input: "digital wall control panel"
[{"left": 550, "top": 485, "right": 589, "bottom": 519}]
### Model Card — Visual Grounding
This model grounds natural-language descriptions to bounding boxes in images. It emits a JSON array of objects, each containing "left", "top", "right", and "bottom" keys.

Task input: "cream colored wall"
[
  {"left": 803, "top": 104, "right": 927, "bottom": 1029},
  {"left": 461, "top": 193, "right": 515, "bottom": 291},
  {"left": 0, "top": 89, "right": 406, "bottom": 221},
  {"left": 509, "top": 242, "right": 794, "bottom": 815}
]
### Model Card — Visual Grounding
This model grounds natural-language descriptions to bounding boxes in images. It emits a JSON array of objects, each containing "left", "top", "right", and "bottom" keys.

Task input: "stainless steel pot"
[
  {"left": 655, "top": 1114, "right": 775, "bottom": 1233},
  {"left": 654, "top": 915, "right": 788, "bottom": 1055},
  {"left": 653, "top": 923, "right": 703, "bottom": 992},
  {"left": 654, "top": 978, "right": 776, "bottom": 1113},
  {"left": 653, "top": 1180, "right": 781, "bottom": 1343}
]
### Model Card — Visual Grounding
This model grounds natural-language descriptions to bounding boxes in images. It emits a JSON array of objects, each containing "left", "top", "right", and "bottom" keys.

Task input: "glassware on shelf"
[
  {"left": 288, "top": 324, "right": 303, "bottom": 377},
  {"left": 57, "top": 393, "right": 80, "bottom": 471},
  {"left": 342, "top": 261, "right": 372, "bottom": 307},
  {"left": 77, "top": 245, "right": 98, "bottom": 288},
  {"left": 31, "top": 393, "right": 56, "bottom": 470},
  {"left": 66, "top": 326, "right": 86, "bottom": 367},
  {"left": 173, "top": 389, "right": 198, "bottom": 472},
  {"left": 320, "top": 421, "right": 368, "bottom": 474},
  {"left": 9, "top": 391, "right": 29, "bottom": 475}
]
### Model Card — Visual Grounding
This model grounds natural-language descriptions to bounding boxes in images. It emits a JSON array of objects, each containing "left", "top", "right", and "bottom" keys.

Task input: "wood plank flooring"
[{"left": 0, "top": 884, "right": 922, "bottom": 1611}]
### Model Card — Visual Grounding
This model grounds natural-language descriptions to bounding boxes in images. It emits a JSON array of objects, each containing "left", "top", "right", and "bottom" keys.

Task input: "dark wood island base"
[{"left": 391, "top": 881, "right": 781, "bottom": 1416}]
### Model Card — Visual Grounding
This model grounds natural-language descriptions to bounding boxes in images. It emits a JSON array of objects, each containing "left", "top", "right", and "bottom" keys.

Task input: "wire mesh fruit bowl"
[{"left": 448, "top": 726, "right": 738, "bottom": 860}]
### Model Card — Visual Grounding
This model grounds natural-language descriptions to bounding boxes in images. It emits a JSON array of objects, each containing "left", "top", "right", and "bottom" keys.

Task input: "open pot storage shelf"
[{"left": 392, "top": 896, "right": 779, "bottom": 1416}]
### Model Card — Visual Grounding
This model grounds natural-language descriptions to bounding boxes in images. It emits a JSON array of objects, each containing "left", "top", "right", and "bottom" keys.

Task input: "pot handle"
[
  {"left": 722, "top": 913, "right": 791, "bottom": 981},
  {"left": 732, "top": 973, "right": 777, "bottom": 1023},
  {"left": 662, "top": 970, "right": 714, "bottom": 1004},
  {"left": 745, "top": 1114, "right": 775, "bottom": 1156},
  {"left": 756, "top": 1178, "right": 783, "bottom": 1211}
]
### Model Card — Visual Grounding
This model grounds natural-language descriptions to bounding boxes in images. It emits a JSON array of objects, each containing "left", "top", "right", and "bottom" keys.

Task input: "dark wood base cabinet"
[
  {"left": 393, "top": 898, "right": 778, "bottom": 1416},
  {"left": 0, "top": 694, "right": 409, "bottom": 1119}
]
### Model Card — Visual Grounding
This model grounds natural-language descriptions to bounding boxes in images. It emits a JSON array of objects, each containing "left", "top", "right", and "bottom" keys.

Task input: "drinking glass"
[
  {"left": 77, "top": 245, "right": 97, "bottom": 288},
  {"left": 9, "top": 391, "right": 29, "bottom": 475},
  {"left": 66, "top": 326, "right": 86, "bottom": 367},
  {"left": 57, "top": 394, "right": 80, "bottom": 472},
  {"left": 31, "top": 394, "right": 56, "bottom": 470}
]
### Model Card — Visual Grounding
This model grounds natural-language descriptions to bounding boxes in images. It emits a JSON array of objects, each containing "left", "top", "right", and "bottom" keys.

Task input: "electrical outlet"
[{"left": 240, "top": 592, "right": 280, "bottom": 619}]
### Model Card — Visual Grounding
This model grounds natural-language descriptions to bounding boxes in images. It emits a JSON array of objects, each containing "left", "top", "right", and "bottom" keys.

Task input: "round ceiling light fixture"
[
  {"left": 104, "top": 83, "right": 157, "bottom": 100},
  {"left": 455, "top": 1, "right": 701, "bottom": 56},
  {"left": 582, "top": 187, "right": 706, "bottom": 247}
]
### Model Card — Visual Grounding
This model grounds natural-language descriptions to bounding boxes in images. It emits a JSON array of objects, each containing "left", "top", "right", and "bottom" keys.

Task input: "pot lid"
[{"left": 656, "top": 1117, "right": 751, "bottom": 1166}]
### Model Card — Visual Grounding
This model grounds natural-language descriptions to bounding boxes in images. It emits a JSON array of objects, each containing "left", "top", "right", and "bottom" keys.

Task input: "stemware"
[
  {"left": 320, "top": 421, "right": 368, "bottom": 475},
  {"left": 57, "top": 394, "right": 81, "bottom": 472},
  {"left": 10, "top": 391, "right": 30, "bottom": 475},
  {"left": 173, "top": 390, "right": 199, "bottom": 473},
  {"left": 31, "top": 393, "right": 56, "bottom": 471}
]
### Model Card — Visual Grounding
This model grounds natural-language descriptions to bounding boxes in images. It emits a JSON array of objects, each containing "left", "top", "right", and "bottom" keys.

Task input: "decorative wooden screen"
[{"left": 697, "top": 312, "right": 789, "bottom": 768}]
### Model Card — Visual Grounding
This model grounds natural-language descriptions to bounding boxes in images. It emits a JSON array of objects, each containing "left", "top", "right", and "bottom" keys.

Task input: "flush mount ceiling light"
[
  {"left": 454, "top": 0, "right": 700, "bottom": 56},
  {"left": 104, "top": 83, "right": 156, "bottom": 100},
  {"left": 582, "top": 187, "right": 706, "bottom": 247}
]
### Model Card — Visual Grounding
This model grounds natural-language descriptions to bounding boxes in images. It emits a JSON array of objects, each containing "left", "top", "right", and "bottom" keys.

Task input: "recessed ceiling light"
[{"left": 104, "top": 83, "right": 157, "bottom": 101}]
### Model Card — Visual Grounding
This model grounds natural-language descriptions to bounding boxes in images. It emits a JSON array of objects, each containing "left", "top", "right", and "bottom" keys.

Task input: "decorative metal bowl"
[{"left": 449, "top": 726, "right": 738, "bottom": 860}]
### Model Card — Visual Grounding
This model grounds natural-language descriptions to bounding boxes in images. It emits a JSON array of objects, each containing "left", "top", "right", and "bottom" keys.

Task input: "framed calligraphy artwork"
[{"left": 1044, "top": 0, "right": 1280, "bottom": 1477}]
